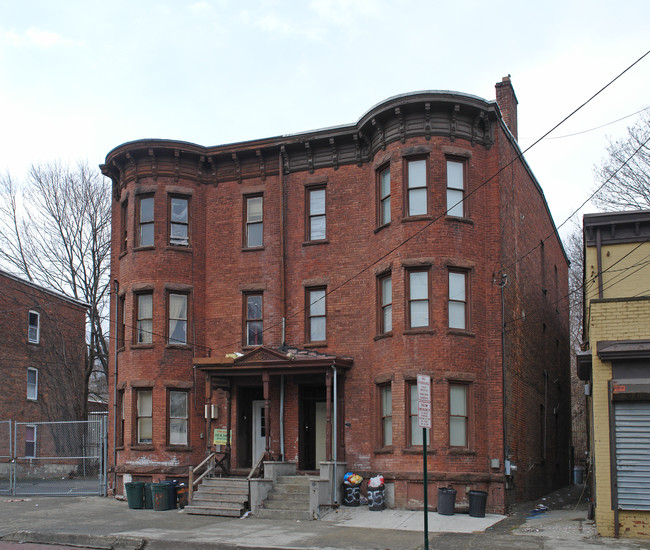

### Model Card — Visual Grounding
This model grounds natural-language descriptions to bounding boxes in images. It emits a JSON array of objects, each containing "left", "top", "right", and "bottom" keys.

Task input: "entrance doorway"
[
  {"left": 299, "top": 386, "right": 329, "bottom": 471},
  {"left": 252, "top": 400, "right": 266, "bottom": 465}
]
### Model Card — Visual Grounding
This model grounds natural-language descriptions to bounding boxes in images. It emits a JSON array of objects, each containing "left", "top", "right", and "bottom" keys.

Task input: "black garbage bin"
[
  {"left": 342, "top": 483, "right": 361, "bottom": 506},
  {"left": 125, "top": 482, "right": 144, "bottom": 509},
  {"left": 163, "top": 480, "right": 177, "bottom": 510},
  {"left": 437, "top": 486, "right": 456, "bottom": 516},
  {"left": 368, "top": 485, "right": 385, "bottom": 511},
  {"left": 468, "top": 490, "right": 488, "bottom": 518}
]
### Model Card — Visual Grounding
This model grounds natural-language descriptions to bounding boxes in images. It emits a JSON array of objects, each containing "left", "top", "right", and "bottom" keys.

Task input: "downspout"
[
  {"left": 332, "top": 362, "right": 338, "bottom": 505},
  {"left": 596, "top": 227, "right": 604, "bottom": 299},
  {"left": 279, "top": 150, "right": 287, "bottom": 460},
  {"left": 499, "top": 274, "right": 509, "bottom": 475},
  {"left": 280, "top": 375, "right": 285, "bottom": 460},
  {"left": 113, "top": 280, "right": 119, "bottom": 495}
]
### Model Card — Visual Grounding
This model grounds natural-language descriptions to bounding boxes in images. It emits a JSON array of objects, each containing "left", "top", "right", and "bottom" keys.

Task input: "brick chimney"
[{"left": 495, "top": 75, "right": 518, "bottom": 140}]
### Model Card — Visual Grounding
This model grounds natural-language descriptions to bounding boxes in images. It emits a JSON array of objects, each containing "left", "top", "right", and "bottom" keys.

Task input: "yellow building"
[{"left": 579, "top": 210, "right": 650, "bottom": 538}]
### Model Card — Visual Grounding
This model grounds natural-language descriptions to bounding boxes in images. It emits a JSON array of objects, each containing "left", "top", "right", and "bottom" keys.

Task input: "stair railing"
[{"left": 188, "top": 452, "right": 215, "bottom": 504}]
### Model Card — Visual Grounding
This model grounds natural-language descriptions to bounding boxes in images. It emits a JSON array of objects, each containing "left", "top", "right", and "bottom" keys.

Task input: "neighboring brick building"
[
  {"left": 0, "top": 269, "right": 87, "bottom": 472},
  {"left": 102, "top": 76, "right": 570, "bottom": 514},
  {"left": 578, "top": 210, "right": 650, "bottom": 537}
]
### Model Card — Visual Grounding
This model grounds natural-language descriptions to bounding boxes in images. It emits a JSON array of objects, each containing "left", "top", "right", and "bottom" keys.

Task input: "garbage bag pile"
[
  {"left": 368, "top": 475, "right": 384, "bottom": 488},
  {"left": 343, "top": 472, "right": 363, "bottom": 486}
]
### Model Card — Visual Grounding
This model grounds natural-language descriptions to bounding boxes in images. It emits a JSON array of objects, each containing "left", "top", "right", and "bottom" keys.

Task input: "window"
[
  {"left": 307, "top": 287, "right": 326, "bottom": 342},
  {"left": 136, "top": 293, "right": 153, "bottom": 344},
  {"left": 28, "top": 311, "right": 40, "bottom": 344},
  {"left": 245, "top": 293, "right": 263, "bottom": 346},
  {"left": 136, "top": 389, "right": 153, "bottom": 444},
  {"left": 169, "top": 196, "right": 189, "bottom": 246},
  {"left": 409, "top": 382, "right": 430, "bottom": 446},
  {"left": 117, "top": 295, "right": 126, "bottom": 348},
  {"left": 407, "top": 269, "right": 429, "bottom": 329},
  {"left": 25, "top": 425, "right": 37, "bottom": 458},
  {"left": 308, "top": 187, "right": 326, "bottom": 241},
  {"left": 448, "top": 271, "right": 467, "bottom": 330},
  {"left": 378, "top": 166, "right": 391, "bottom": 225},
  {"left": 380, "top": 385, "right": 392, "bottom": 447},
  {"left": 406, "top": 159, "right": 427, "bottom": 216},
  {"left": 137, "top": 196, "right": 154, "bottom": 247},
  {"left": 449, "top": 384, "right": 468, "bottom": 447},
  {"left": 168, "top": 390, "right": 188, "bottom": 446},
  {"left": 378, "top": 273, "right": 392, "bottom": 334},
  {"left": 120, "top": 199, "right": 128, "bottom": 252},
  {"left": 446, "top": 160, "right": 465, "bottom": 217},
  {"left": 116, "top": 389, "right": 124, "bottom": 448},
  {"left": 27, "top": 368, "right": 38, "bottom": 401},
  {"left": 245, "top": 195, "right": 263, "bottom": 248},
  {"left": 168, "top": 293, "right": 188, "bottom": 345}
]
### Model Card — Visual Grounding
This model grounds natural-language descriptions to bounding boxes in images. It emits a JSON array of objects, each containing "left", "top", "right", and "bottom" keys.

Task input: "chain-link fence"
[
  {"left": 8, "top": 417, "right": 107, "bottom": 496},
  {"left": 0, "top": 421, "right": 11, "bottom": 495}
]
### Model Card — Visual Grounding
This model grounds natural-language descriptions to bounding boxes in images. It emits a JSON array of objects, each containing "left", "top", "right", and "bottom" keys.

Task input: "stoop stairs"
[
  {"left": 255, "top": 475, "right": 312, "bottom": 520},
  {"left": 184, "top": 478, "right": 249, "bottom": 517}
]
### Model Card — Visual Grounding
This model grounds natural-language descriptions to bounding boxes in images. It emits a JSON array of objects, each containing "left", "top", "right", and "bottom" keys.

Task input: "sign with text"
[
  {"left": 213, "top": 428, "right": 231, "bottom": 446},
  {"left": 417, "top": 374, "right": 431, "bottom": 429}
]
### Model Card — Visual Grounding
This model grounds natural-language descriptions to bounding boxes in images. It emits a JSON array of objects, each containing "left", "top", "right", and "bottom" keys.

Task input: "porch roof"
[{"left": 194, "top": 345, "right": 353, "bottom": 377}]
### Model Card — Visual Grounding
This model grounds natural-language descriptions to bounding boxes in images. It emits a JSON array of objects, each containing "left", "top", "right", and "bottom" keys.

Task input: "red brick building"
[
  {"left": 102, "top": 76, "right": 570, "bottom": 513},
  {"left": 0, "top": 269, "right": 87, "bottom": 464}
]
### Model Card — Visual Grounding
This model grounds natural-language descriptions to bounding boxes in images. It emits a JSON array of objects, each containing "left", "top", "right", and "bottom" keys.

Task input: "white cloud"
[{"left": 2, "top": 27, "right": 81, "bottom": 49}]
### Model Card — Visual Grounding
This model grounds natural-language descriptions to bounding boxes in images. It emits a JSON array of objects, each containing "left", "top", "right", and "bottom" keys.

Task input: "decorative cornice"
[{"left": 100, "top": 91, "right": 498, "bottom": 195}]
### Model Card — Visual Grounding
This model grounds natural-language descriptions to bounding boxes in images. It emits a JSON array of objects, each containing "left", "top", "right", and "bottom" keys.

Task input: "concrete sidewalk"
[{"left": 2, "top": 485, "right": 650, "bottom": 549}]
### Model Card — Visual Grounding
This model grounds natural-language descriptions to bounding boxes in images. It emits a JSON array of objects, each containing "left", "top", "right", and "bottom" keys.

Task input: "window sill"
[
  {"left": 26, "top": 398, "right": 38, "bottom": 402},
  {"left": 27, "top": 342, "right": 40, "bottom": 346},
  {"left": 133, "top": 245, "right": 155, "bottom": 252},
  {"left": 131, "top": 343, "right": 155, "bottom": 350},
  {"left": 374, "top": 446, "right": 394, "bottom": 455},
  {"left": 242, "top": 246, "right": 265, "bottom": 252},
  {"left": 304, "top": 342, "right": 328, "bottom": 349},
  {"left": 242, "top": 345, "right": 263, "bottom": 351},
  {"left": 401, "top": 215, "right": 433, "bottom": 223},
  {"left": 447, "top": 448, "right": 476, "bottom": 456},
  {"left": 302, "top": 239, "right": 329, "bottom": 247},
  {"left": 164, "top": 445, "right": 193, "bottom": 452},
  {"left": 166, "top": 245, "right": 193, "bottom": 253},
  {"left": 447, "top": 329, "right": 475, "bottom": 338},
  {"left": 374, "top": 332, "right": 393, "bottom": 341},
  {"left": 165, "top": 344, "right": 192, "bottom": 350},
  {"left": 445, "top": 216, "right": 474, "bottom": 226},
  {"left": 403, "top": 328, "right": 435, "bottom": 336},
  {"left": 374, "top": 223, "right": 390, "bottom": 234},
  {"left": 403, "top": 447, "right": 436, "bottom": 455},
  {"left": 130, "top": 445, "right": 154, "bottom": 451},
  {"left": 116, "top": 445, "right": 125, "bottom": 451}
]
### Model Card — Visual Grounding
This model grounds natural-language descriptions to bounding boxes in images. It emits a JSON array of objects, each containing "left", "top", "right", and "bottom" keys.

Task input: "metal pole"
[
  {"left": 423, "top": 428, "right": 429, "bottom": 550},
  {"left": 332, "top": 364, "right": 338, "bottom": 505},
  {"left": 113, "top": 280, "right": 119, "bottom": 495}
]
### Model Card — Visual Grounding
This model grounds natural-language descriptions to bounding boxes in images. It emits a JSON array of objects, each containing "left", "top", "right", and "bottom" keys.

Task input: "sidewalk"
[{"left": 2, "top": 485, "right": 650, "bottom": 549}]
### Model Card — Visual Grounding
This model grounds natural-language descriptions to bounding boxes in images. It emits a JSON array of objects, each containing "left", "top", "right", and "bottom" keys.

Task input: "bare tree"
[
  {"left": 0, "top": 162, "right": 111, "bottom": 411},
  {"left": 592, "top": 109, "right": 650, "bottom": 210}
]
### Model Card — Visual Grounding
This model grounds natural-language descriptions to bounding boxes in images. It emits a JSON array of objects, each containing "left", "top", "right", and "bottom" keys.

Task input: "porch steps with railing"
[
  {"left": 184, "top": 478, "right": 249, "bottom": 517},
  {"left": 255, "top": 475, "right": 311, "bottom": 520}
]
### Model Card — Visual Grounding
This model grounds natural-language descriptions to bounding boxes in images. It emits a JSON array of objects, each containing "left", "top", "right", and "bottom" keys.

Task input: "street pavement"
[{"left": 1, "top": 484, "right": 650, "bottom": 549}]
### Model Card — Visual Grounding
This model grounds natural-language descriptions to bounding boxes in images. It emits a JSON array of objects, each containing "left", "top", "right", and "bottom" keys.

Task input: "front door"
[
  {"left": 252, "top": 400, "right": 266, "bottom": 464},
  {"left": 299, "top": 386, "right": 327, "bottom": 471}
]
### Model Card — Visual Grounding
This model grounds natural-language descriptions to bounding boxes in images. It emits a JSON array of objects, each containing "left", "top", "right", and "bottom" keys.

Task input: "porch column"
[
  {"left": 263, "top": 371, "right": 271, "bottom": 456},
  {"left": 326, "top": 369, "right": 332, "bottom": 461}
]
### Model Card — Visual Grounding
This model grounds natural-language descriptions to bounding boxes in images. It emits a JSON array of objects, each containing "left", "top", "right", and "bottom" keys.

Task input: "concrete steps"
[
  {"left": 185, "top": 478, "right": 249, "bottom": 517},
  {"left": 256, "top": 475, "right": 311, "bottom": 520}
]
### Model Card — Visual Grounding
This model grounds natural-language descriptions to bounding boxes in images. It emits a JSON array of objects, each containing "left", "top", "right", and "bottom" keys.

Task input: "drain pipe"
[
  {"left": 112, "top": 280, "right": 119, "bottom": 495},
  {"left": 332, "top": 363, "right": 338, "bottom": 505}
]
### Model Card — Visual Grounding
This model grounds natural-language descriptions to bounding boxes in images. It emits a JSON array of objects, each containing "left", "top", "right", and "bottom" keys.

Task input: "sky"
[{"left": 1, "top": 0, "right": 649, "bottom": 239}]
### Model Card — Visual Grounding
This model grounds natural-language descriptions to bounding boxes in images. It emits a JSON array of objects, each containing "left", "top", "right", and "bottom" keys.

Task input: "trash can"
[
  {"left": 176, "top": 484, "right": 189, "bottom": 509},
  {"left": 437, "top": 486, "right": 456, "bottom": 516},
  {"left": 468, "top": 490, "right": 488, "bottom": 518},
  {"left": 151, "top": 482, "right": 170, "bottom": 511},
  {"left": 368, "top": 485, "right": 385, "bottom": 511},
  {"left": 125, "top": 481, "right": 144, "bottom": 509},
  {"left": 573, "top": 466, "right": 585, "bottom": 485},
  {"left": 144, "top": 483, "right": 153, "bottom": 509},
  {"left": 342, "top": 483, "right": 361, "bottom": 506},
  {"left": 163, "top": 480, "right": 177, "bottom": 510}
]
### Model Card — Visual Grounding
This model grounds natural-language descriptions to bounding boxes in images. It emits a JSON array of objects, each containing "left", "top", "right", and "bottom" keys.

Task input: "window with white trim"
[
  {"left": 406, "top": 159, "right": 427, "bottom": 216},
  {"left": 308, "top": 188, "right": 326, "bottom": 241},
  {"left": 27, "top": 368, "right": 38, "bottom": 401},
  {"left": 136, "top": 389, "right": 153, "bottom": 444},
  {"left": 168, "top": 390, "right": 188, "bottom": 446},
  {"left": 168, "top": 293, "right": 188, "bottom": 345},
  {"left": 25, "top": 425, "right": 37, "bottom": 458},
  {"left": 446, "top": 160, "right": 465, "bottom": 217},
  {"left": 245, "top": 195, "right": 263, "bottom": 248},
  {"left": 28, "top": 311, "right": 40, "bottom": 344}
]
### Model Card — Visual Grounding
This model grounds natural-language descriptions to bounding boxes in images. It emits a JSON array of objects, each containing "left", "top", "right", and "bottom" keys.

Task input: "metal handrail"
[{"left": 188, "top": 452, "right": 215, "bottom": 504}]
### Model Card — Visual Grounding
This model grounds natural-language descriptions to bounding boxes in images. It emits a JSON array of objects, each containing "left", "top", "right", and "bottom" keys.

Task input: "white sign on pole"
[{"left": 417, "top": 374, "right": 431, "bottom": 429}]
